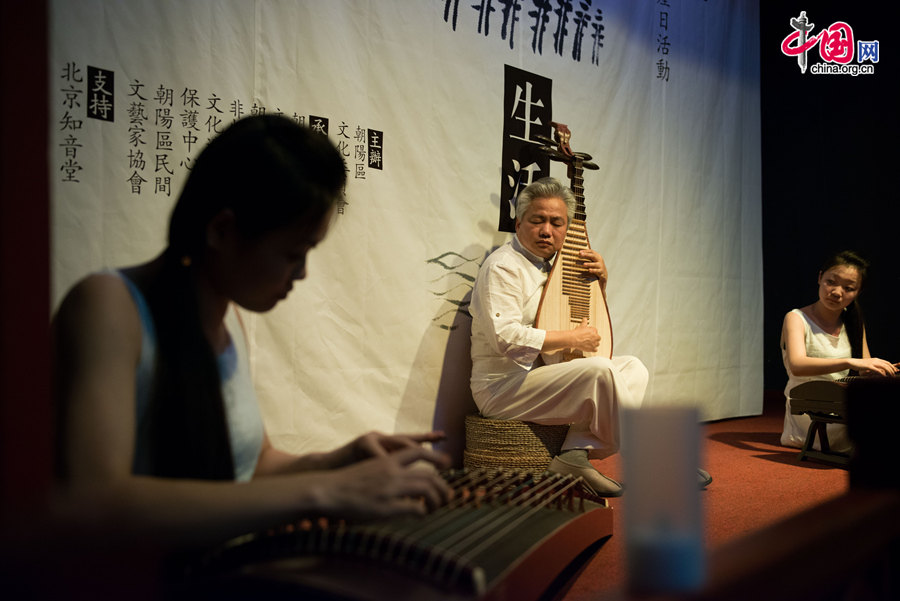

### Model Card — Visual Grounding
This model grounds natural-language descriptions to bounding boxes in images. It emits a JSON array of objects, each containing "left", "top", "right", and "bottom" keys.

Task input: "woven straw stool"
[{"left": 463, "top": 414, "right": 569, "bottom": 472}]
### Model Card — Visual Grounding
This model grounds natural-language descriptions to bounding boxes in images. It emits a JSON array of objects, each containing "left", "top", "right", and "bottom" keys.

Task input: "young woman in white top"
[{"left": 781, "top": 250, "right": 897, "bottom": 450}]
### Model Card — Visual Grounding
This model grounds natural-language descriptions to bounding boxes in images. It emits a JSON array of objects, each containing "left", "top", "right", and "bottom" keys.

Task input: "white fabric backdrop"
[{"left": 50, "top": 0, "right": 762, "bottom": 462}]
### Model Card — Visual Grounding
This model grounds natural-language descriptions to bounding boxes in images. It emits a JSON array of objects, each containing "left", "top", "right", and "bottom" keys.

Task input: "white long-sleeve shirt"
[{"left": 469, "top": 235, "right": 554, "bottom": 398}]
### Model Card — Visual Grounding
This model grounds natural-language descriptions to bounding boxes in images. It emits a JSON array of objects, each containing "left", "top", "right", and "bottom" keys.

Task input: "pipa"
[{"left": 533, "top": 122, "right": 613, "bottom": 362}]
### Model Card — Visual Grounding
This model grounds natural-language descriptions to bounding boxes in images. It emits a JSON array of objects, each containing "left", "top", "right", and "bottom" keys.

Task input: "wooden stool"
[
  {"left": 463, "top": 414, "right": 569, "bottom": 471},
  {"left": 789, "top": 380, "right": 850, "bottom": 467}
]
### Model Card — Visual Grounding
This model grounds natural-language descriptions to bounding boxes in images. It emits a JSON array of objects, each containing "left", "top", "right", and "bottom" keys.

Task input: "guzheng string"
[
  {"left": 436, "top": 471, "right": 581, "bottom": 554},
  {"left": 345, "top": 470, "right": 585, "bottom": 588}
]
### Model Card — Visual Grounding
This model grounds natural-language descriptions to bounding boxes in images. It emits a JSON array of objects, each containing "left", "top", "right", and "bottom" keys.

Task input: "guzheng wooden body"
[
  {"left": 193, "top": 470, "right": 613, "bottom": 601},
  {"left": 788, "top": 375, "right": 883, "bottom": 413},
  {"left": 533, "top": 124, "right": 613, "bottom": 361},
  {"left": 789, "top": 378, "right": 850, "bottom": 411}
]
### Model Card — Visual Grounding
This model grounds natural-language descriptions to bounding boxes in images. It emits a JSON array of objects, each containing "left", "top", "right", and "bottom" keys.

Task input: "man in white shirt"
[{"left": 469, "top": 177, "right": 649, "bottom": 496}]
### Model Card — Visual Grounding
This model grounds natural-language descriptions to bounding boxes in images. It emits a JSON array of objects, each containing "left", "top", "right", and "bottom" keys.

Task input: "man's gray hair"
[{"left": 515, "top": 177, "right": 576, "bottom": 223}]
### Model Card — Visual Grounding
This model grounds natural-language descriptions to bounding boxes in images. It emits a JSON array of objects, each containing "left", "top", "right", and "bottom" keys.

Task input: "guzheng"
[
  {"left": 533, "top": 123, "right": 613, "bottom": 362},
  {"left": 191, "top": 469, "right": 613, "bottom": 601},
  {"left": 789, "top": 378, "right": 850, "bottom": 408},
  {"left": 787, "top": 375, "right": 876, "bottom": 412}
]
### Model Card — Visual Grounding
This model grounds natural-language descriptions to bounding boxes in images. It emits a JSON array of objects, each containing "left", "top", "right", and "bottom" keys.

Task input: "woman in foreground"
[{"left": 52, "top": 115, "right": 451, "bottom": 553}]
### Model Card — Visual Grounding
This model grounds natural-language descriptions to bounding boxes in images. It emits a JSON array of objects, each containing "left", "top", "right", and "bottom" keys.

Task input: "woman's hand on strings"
[
  {"left": 304, "top": 444, "right": 454, "bottom": 521},
  {"left": 851, "top": 357, "right": 899, "bottom": 377},
  {"left": 350, "top": 430, "right": 448, "bottom": 461}
]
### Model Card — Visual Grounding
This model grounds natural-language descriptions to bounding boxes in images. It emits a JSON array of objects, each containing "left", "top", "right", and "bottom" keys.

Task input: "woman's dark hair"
[
  {"left": 820, "top": 250, "right": 869, "bottom": 361},
  {"left": 142, "top": 115, "right": 346, "bottom": 480}
]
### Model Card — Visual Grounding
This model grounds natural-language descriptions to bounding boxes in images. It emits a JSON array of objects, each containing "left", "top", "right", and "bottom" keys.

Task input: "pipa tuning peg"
[
  {"left": 584, "top": 161, "right": 599, "bottom": 170},
  {"left": 537, "top": 145, "right": 569, "bottom": 161},
  {"left": 573, "top": 152, "right": 593, "bottom": 161},
  {"left": 532, "top": 134, "right": 556, "bottom": 146}
]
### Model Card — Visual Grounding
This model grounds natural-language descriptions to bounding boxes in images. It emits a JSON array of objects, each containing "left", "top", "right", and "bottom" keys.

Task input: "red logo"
[{"left": 781, "top": 11, "right": 878, "bottom": 75}]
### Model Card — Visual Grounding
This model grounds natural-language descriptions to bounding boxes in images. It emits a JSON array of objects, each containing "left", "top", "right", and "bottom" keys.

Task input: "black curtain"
[{"left": 760, "top": 2, "right": 900, "bottom": 390}]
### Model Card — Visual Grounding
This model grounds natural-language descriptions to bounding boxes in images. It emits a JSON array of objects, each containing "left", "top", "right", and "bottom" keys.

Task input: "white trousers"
[{"left": 474, "top": 355, "right": 649, "bottom": 459}]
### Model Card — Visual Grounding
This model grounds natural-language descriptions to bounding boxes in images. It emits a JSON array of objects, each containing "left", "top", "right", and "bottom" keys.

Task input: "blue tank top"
[{"left": 118, "top": 272, "right": 264, "bottom": 481}]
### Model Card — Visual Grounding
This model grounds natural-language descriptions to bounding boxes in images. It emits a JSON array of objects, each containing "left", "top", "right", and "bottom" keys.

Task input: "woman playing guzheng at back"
[
  {"left": 780, "top": 250, "right": 897, "bottom": 451},
  {"left": 51, "top": 115, "right": 452, "bottom": 557}
]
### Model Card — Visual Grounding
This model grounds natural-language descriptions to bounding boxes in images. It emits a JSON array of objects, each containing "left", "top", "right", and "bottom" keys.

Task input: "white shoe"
[
  {"left": 698, "top": 468, "right": 712, "bottom": 489},
  {"left": 548, "top": 456, "right": 624, "bottom": 497}
]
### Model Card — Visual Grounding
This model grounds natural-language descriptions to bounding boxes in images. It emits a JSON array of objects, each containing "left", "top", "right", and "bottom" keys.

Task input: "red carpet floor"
[{"left": 556, "top": 393, "right": 849, "bottom": 601}]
